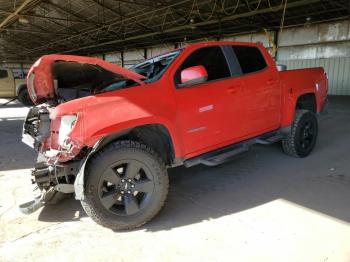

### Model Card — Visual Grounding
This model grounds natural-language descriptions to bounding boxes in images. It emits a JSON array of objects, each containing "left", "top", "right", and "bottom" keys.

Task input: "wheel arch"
[
  {"left": 281, "top": 91, "right": 317, "bottom": 127},
  {"left": 74, "top": 123, "right": 181, "bottom": 200},
  {"left": 16, "top": 83, "right": 27, "bottom": 96},
  {"left": 295, "top": 93, "right": 317, "bottom": 113},
  {"left": 92, "top": 123, "right": 178, "bottom": 166}
]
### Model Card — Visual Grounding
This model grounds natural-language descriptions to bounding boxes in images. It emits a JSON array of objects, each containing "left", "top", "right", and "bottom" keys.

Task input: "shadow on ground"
[
  {"left": 0, "top": 107, "right": 36, "bottom": 170},
  {"left": 36, "top": 96, "right": 350, "bottom": 232}
]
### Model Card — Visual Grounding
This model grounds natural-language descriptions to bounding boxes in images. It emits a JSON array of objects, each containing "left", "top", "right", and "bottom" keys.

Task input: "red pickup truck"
[{"left": 21, "top": 41, "right": 328, "bottom": 230}]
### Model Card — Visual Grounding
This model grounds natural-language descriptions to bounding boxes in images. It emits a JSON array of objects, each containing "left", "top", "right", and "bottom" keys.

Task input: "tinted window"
[
  {"left": 0, "top": 69, "right": 8, "bottom": 79},
  {"left": 176, "top": 46, "right": 230, "bottom": 85},
  {"left": 231, "top": 46, "right": 267, "bottom": 74}
]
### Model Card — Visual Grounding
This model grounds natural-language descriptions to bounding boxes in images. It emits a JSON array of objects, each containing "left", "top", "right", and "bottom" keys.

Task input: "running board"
[{"left": 184, "top": 131, "right": 283, "bottom": 167}]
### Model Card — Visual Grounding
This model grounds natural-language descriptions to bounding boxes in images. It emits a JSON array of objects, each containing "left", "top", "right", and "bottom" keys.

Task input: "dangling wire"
[
  {"left": 196, "top": 0, "right": 218, "bottom": 21},
  {"left": 221, "top": 0, "right": 240, "bottom": 16},
  {"left": 168, "top": 0, "right": 197, "bottom": 26},
  {"left": 244, "top": 0, "right": 262, "bottom": 12},
  {"left": 267, "top": 0, "right": 285, "bottom": 12},
  {"left": 279, "top": 0, "right": 288, "bottom": 34},
  {"left": 274, "top": 0, "right": 288, "bottom": 58}
]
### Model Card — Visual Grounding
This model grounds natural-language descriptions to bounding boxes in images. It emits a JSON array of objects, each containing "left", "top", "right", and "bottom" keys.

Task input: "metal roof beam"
[
  {"left": 91, "top": 0, "right": 155, "bottom": 32},
  {"left": 3, "top": 28, "right": 71, "bottom": 36},
  {"left": 59, "top": 0, "right": 321, "bottom": 54},
  {"left": 44, "top": 1, "right": 103, "bottom": 26},
  {"left": 0, "top": 0, "right": 42, "bottom": 31},
  {"left": 0, "top": 9, "right": 103, "bottom": 25}
]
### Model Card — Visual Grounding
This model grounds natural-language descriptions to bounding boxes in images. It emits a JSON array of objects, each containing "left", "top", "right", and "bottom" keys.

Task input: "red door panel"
[
  {"left": 175, "top": 79, "right": 234, "bottom": 155},
  {"left": 237, "top": 69, "right": 281, "bottom": 136}
]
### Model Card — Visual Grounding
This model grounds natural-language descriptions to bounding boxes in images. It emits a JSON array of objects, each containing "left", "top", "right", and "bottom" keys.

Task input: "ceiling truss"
[{"left": 0, "top": 0, "right": 347, "bottom": 63}]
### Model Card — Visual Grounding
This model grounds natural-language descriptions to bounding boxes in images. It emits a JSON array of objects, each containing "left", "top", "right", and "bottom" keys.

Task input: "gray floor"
[{"left": 0, "top": 96, "right": 349, "bottom": 261}]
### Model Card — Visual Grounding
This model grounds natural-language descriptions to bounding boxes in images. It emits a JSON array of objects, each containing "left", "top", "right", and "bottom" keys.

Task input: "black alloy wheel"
[
  {"left": 81, "top": 140, "right": 169, "bottom": 230},
  {"left": 282, "top": 110, "right": 318, "bottom": 158},
  {"left": 98, "top": 160, "right": 155, "bottom": 216}
]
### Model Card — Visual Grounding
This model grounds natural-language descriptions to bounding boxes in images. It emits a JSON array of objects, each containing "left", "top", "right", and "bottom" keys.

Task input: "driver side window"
[{"left": 175, "top": 46, "right": 230, "bottom": 85}]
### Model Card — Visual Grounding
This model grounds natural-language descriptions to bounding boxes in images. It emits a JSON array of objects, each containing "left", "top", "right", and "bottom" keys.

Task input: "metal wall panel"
[
  {"left": 277, "top": 20, "right": 350, "bottom": 96},
  {"left": 278, "top": 20, "right": 350, "bottom": 47},
  {"left": 148, "top": 45, "right": 174, "bottom": 57},
  {"left": 123, "top": 50, "right": 145, "bottom": 67},
  {"left": 278, "top": 57, "right": 350, "bottom": 95},
  {"left": 105, "top": 53, "right": 122, "bottom": 65},
  {"left": 222, "top": 32, "right": 272, "bottom": 47}
]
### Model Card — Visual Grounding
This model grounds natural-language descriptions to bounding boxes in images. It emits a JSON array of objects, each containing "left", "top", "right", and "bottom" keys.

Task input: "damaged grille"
[{"left": 23, "top": 106, "right": 51, "bottom": 150}]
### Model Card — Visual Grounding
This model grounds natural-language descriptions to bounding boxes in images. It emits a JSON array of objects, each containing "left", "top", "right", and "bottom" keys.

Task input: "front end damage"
[
  {"left": 20, "top": 105, "right": 89, "bottom": 214},
  {"left": 20, "top": 54, "right": 146, "bottom": 214}
]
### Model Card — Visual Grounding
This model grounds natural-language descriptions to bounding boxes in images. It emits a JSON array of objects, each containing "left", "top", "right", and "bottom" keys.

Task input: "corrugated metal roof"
[{"left": 0, "top": 0, "right": 348, "bottom": 62}]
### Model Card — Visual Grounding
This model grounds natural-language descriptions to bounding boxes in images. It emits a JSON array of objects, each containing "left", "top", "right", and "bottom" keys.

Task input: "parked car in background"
[
  {"left": 0, "top": 68, "right": 33, "bottom": 105},
  {"left": 21, "top": 41, "right": 328, "bottom": 230}
]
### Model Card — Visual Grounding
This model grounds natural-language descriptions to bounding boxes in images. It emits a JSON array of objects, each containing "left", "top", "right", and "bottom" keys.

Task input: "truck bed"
[{"left": 279, "top": 67, "right": 328, "bottom": 113}]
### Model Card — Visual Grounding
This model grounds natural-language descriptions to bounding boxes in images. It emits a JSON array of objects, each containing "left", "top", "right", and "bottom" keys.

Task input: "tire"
[
  {"left": 282, "top": 110, "right": 318, "bottom": 158},
  {"left": 81, "top": 140, "right": 169, "bottom": 230},
  {"left": 18, "top": 88, "right": 33, "bottom": 106}
]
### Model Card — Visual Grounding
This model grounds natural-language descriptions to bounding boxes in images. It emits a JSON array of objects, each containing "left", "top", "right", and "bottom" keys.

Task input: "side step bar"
[{"left": 184, "top": 131, "right": 283, "bottom": 167}]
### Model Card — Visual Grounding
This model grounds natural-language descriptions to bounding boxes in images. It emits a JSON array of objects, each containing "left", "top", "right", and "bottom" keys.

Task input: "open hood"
[{"left": 27, "top": 54, "right": 146, "bottom": 104}]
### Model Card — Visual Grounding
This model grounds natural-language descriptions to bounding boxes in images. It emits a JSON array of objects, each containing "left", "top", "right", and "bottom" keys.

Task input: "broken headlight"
[{"left": 58, "top": 115, "right": 77, "bottom": 147}]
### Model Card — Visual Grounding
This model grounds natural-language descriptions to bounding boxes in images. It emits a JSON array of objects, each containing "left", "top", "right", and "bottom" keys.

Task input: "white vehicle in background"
[{"left": 0, "top": 68, "right": 33, "bottom": 106}]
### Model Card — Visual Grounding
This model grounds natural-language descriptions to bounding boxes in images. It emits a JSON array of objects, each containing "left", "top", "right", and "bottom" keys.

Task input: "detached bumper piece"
[
  {"left": 19, "top": 160, "right": 80, "bottom": 215},
  {"left": 19, "top": 195, "right": 44, "bottom": 215}
]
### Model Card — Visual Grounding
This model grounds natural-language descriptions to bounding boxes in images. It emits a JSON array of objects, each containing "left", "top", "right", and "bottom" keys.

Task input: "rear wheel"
[
  {"left": 282, "top": 110, "right": 318, "bottom": 157},
  {"left": 18, "top": 87, "right": 33, "bottom": 106},
  {"left": 81, "top": 140, "right": 169, "bottom": 230}
]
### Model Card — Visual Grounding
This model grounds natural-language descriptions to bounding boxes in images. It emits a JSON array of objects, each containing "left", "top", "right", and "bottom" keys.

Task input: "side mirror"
[{"left": 179, "top": 65, "right": 208, "bottom": 87}]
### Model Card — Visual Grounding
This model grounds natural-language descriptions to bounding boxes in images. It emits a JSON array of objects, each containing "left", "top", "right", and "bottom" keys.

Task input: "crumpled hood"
[{"left": 27, "top": 54, "right": 146, "bottom": 104}]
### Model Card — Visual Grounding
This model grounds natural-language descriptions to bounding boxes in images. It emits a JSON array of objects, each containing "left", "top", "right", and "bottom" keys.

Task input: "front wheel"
[
  {"left": 81, "top": 140, "right": 169, "bottom": 230},
  {"left": 282, "top": 110, "right": 318, "bottom": 158}
]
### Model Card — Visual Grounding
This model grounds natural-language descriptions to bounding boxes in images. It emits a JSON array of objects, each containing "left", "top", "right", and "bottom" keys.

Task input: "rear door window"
[{"left": 231, "top": 46, "right": 267, "bottom": 74}]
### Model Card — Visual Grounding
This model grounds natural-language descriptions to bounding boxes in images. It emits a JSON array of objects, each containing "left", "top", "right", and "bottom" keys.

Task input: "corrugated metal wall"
[
  {"left": 279, "top": 57, "right": 350, "bottom": 95},
  {"left": 277, "top": 20, "right": 350, "bottom": 95}
]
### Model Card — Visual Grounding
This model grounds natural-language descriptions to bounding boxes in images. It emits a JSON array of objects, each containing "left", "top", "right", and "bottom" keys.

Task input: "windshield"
[
  {"left": 130, "top": 50, "right": 182, "bottom": 83},
  {"left": 98, "top": 49, "right": 181, "bottom": 93}
]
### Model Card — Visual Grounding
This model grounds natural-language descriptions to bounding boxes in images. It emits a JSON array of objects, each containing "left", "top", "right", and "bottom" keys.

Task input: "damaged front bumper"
[{"left": 20, "top": 106, "right": 89, "bottom": 214}]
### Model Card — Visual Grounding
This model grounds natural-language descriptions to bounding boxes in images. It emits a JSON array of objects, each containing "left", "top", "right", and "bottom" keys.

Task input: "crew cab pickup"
[
  {"left": 21, "top": 41, "right": 328, "bottom": 230},
  {"left": 0, "top": 68, "right": 33, "bottom": 105}
]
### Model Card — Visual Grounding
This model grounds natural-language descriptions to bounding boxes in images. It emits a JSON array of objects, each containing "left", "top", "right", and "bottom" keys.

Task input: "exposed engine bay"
[{"left": 52, "top": 61, "right": 138, "bottom": 103}]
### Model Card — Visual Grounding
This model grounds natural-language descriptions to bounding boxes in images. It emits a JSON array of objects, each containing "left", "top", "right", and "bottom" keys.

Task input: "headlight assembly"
[{"left": 58, "top": 115, "right": 77, "bottom": 147}]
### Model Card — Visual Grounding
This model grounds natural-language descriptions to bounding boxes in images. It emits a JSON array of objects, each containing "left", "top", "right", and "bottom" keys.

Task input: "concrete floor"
[{"left": 0, "top": 97, "right": 349, "bottom": 262}]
